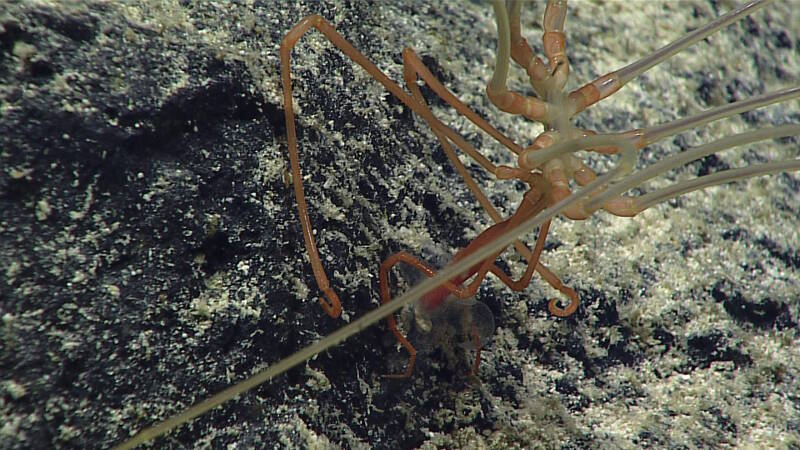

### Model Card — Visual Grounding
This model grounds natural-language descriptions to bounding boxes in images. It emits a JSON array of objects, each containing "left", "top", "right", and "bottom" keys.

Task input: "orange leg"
[
  {"left": 402, "top": 48, "right": 531, "bottom": 261},
  {"left": 485, "top": 0, "right": 570, "bottom": 123},
  {"left": 378, "top": 252, "right": 462, "bottom": 379},
  {"left": 379, "top": 190, "right": 568, "bottom": 378},
  {"left": 378, "top": 250, "right": 495, "bottom": 379},
  {"left": 507, "top": 0, "right": 570, "bottom": 97},
  {"left": 467, "top": 321, "right": 482, "bottom": 377},
  {"left": 378, "top": 221, "right": 554, "bottom": 377},
  {"left": 401, "top": 48, "right": 579, "bottom": 315},
  {"left": 281, "top": 16, "right": 521, "bottom": 318},
  {"left": 401, "top": 48, "right": 522, "bottom": 155},
  {"left": 282, "top": 15, "right": 580, "bottom": 327}
]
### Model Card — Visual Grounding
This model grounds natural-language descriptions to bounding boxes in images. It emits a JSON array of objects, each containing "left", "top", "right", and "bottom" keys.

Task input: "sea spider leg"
[
  {"left": 485, "top": 4, "right": 549, "bottom": 124},
  {"left": 379, "top": 191, "right": 551, "bottom": 378},
  {"left": 519, "top": 89, "right": 800, "bottom": 217},
  {"left": 554, "top": 0, "right": 780, "bottom": 216},
  {"left": 489, "top": 0, "right": 791, "bottom": 221},
  {"left": 507, "top": 0, "right": 569, "bottom": 98},
  {"left": 566, "top": 0, "right": 773, "bottom": 117},
  {"left": 487, "top": 0, "right": 598, "bottom": 221},
  {"left": 281, "top": 15, "right": 526, "bottom": 318},
  {"left": 401, "top": 48, "right": 577, "bottom": 313}
]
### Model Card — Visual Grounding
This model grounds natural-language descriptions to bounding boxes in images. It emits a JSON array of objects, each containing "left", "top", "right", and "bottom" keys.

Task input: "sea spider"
[
  {"left": 115, "top": 1, "right": 796, "bottom": 448},
  {"left": 281, "top": 0, "right": 799, "bottom": 380}
]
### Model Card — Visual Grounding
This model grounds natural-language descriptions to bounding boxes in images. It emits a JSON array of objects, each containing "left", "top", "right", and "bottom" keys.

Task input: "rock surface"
[{"left": 1, "top": 1, "right": 798, "bottom": 448}]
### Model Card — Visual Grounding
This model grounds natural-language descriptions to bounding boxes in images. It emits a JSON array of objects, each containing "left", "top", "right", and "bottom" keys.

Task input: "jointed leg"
[
  {"left": 486, "top": 0, "right": 572, "bottom": 124},
  {"left": 283, "top": 14, "right": 585, "bottom": 324},
  {"left": 402, "top": 48, "right": 580, "bottom": 315},
  {"left": 507, "top": 0, "right": 569, "bottom": 97},
  {"left": 486, "top": 1, "right": 551, "bottom": 122},
  {"left": 378, "top": 194, "right": 547, "bottom": 375},
  {"left": 379, "top": 251, "right": 465, "bottom": 379},
  {"left": 378, "top": 204, "right": 576, "bottom": 377},
  {"left": 379, "top": 187, "right": 579, "bottom": 377},
  {"left": 467, "top": 322, "right": 483, "bottom": 376},
  {"left": 478, "top": 196, "right": 579, "bottom": 317},
  {"left": 402, "top": 50, "right": 566, "bottom": 298},
  {"left": 566, "top": 0, "right": 773, "bottom": 116},
  {"left": 282, "top": 15, "right": 530, "bottom": 318},
  {"left": 402, "top": 48, "right": 527, "bottom": 237},
  {"left": 376, "top": 250, "right": 507, "bottom": 378},
  {"left": 520, "top": 89, "right": 800, "bottom": 218},
  {"left": 379, "top": 250, "right": 494, "bottom": 378},
  {"left": 402, "top": 48, "right": 522, "bottom": 155}
]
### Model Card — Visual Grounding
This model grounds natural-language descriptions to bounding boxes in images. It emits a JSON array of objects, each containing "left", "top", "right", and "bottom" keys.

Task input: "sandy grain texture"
[{"left": 1, "top": 0, "right": 798, "bottom": 448}]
